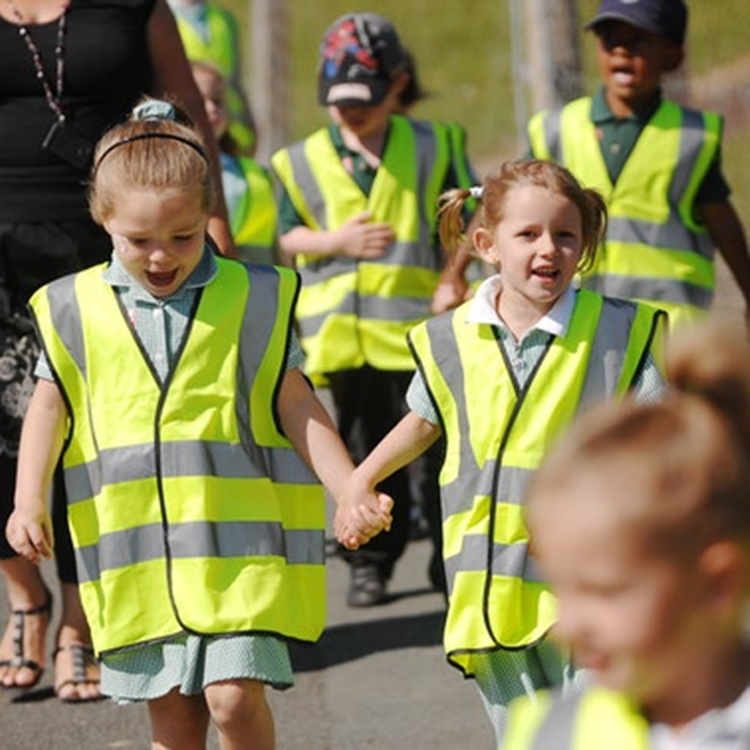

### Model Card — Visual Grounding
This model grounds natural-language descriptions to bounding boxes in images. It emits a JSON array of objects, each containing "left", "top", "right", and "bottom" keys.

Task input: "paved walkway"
[{"left": 0, "top": 533, "right": 494, "bottom": 750}]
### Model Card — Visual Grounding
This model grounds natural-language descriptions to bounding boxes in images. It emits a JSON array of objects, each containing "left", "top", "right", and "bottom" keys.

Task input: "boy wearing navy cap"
[
  {"left": 527, "top": 0, "right": 750, "bottom": 331},
  {"left": 271, "top": 13, "right": 476, "bottom": 607}
]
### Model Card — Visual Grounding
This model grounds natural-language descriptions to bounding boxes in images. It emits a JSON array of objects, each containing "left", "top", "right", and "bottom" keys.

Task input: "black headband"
[{"left": 93, "top": 132, "right": 208, "bottom": 173}]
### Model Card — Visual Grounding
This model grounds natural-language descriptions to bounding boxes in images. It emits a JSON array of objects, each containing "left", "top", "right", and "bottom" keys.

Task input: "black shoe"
[{"left": 347, "top": 564, "right": 388, "bottom": 607}]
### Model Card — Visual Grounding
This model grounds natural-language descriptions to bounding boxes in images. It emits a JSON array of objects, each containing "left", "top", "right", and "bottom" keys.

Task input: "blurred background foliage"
[{"left": 221, "top": 0, "right": 750, "bottom": 225}]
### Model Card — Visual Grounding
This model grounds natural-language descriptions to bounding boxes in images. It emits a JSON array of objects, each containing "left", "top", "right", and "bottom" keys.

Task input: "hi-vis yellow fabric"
[
  {"left": 31, "top": 260, "right": 325, "bottom": 656},
  {"left": 408, "top": 290, "right": 665, "bottom": 674},
  {"left": 504, "top": 686, "right": 651, "bottom": 750},
  {"left": 529, "top": 97, "right": 721, "bottom": 330},
  {"left": 271, "top": 115, "right": 455, "bottom": 376}
]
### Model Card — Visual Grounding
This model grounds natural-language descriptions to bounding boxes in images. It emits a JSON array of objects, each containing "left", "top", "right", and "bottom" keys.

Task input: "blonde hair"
[
  {"left": 89, "top": 98, "right": 215, "bottom": 225},
  {"left": 526, "top": 318, "right": 750, "bottom": 559},
  {"left": 438, "top": 159, "right": 607, "bottom": 274}
]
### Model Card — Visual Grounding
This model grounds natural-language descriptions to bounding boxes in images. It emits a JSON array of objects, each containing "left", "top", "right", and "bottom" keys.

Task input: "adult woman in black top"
[{"left": 0, "top": 0, "right": 231, "bottom": 700}]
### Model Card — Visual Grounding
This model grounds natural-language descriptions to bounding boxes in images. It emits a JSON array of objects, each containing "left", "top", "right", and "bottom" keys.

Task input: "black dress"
[{"left": 0, "top": 0, "right": 156, "bottom": 564}]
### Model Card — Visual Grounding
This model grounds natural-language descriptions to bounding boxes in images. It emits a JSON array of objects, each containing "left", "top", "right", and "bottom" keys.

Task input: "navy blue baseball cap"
[
  {"left": 586, "top": 0, "right": 688, "bottom": 45},
  {"left": 318, "top": 13, "right": 407, "bottom": 107}
]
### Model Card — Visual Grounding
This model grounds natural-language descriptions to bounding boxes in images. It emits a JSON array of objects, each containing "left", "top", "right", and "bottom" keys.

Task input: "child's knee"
[{"left": 204, "top": 679, "right": 269, "bottom": 732}]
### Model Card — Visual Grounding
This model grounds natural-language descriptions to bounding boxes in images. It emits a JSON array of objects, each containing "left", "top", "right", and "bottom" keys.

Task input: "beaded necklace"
[{"left": 6, "top": 0, "right": 69, "bottom": 124}]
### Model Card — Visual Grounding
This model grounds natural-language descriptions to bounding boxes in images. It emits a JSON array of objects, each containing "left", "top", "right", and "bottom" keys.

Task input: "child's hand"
[
  {"left": 334, "top": 488, "right": 394, "bottom": 551},
  {"left": 336, "top": 211, "right": 395, "bottom": 259},
  {"left": 5, "top": 505, "right": 54, "bottom": 565}
]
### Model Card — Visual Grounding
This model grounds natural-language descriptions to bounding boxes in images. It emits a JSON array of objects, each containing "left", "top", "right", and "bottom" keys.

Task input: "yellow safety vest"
[
  {"left": 528, "top": 97, "right": 721, "bottom": 329},
  {"left": 271, "top": 115, "right": 455, "bottom": 376},
  {"left": 225, "top": 154, "right": 277, "bottom": 265},
  {"left": 176, "top": 3, "right": 255, "bottom": 152},
  {"left": 31, "top": 261, "right": 326, "bottom": 655},
  {"left": 408, "top": 291, "right": 665, "bottom": 674},
  {"left": 504, "top": 686, "right": 651, "bottom": 750}
]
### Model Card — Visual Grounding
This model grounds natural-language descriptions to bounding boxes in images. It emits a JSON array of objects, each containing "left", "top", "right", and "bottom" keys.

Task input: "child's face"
[
  {"left": 326, "top": 75, "right": 406, "bottom": 141},
  {"left": 327, "top": 100, "right": 392, "bottom": 141},
  {"left": 193, "top": 66, "right": 229, "bottom": 141},
  {"left": 531, "top": 481, "right": 712, "bottom": 708},
  {"left": 594, "top": 21, "right": 683, "bottom": 113},
  {"left": 473, "top": 184, "right": 583, "bottom": 319},
  {"left": 104, "top": 188, "right": 208, "bottom": 298}
]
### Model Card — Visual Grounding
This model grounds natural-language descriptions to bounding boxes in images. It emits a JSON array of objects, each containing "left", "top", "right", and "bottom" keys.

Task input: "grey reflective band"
[
  {"left": 670, "top": 108, "right": 709, "bottom": 207},
  {"left": 296, "top": 239, "right": 437, "bottom": 283},
  {"left": 298, "top": 291, "right": 432, "bottom": 337},
  {"left": 530, "top": 692, "right": 582, "bottom": 750},
  {"left": 542, "top": 109, "right": 563, "bottom": 162},
  {"left": 607, "top": 216, "right": 714, "bottom": 260},
  {"left": 444, "top": 537, "right": 545, "bottom": 594},
  {"left": 74, "top": 521, "right": 325, "bottom": 583},
  {"left": 585, "top": 273, "right": 713, "bottom": 309},
  {"left": 65, "top": 439, "right": 317, "bottom": 505},
  {"left": 441, "top": 462, "right": 532, "bottom": 517},
  {"left": 284, "top": 143, "right": 326, "bottom": 228},
  {"left": 44, "top": 278, "right": 87, "bottom": 377},
  {"left": 576, "top": 297, "right": 636, "bottom": 408}
]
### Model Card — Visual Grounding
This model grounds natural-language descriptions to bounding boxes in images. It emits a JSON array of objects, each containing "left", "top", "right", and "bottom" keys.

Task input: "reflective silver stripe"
[
  {"left": 543, "top": 109, "right": 563, "bottom": 162},
  {"left": 584, "top": 273, "right": 713, "bottom": 309},
  {"left": 670, "top": 108, "right": 705, "bottom": 206},
  {"left": 43, "top": 276, "right": 87, "bottom": 375},
  {"left": 441, "top": 462, "right": 533, "bottom": 517},
  {"left": 298, "top": 292, "right": 431, "bottom": 337},
  {"left": 65, "top": 440, "right": 317, "bottom": 504},
  {"left": 607, "top": 216, "right": 714, "bottom": 260},
  {"left": 444, "top": 537, "right": 545, "bottom": 592},
  {"left": 577, "top": 297, "right": 636, "bottom": 408},
  {"left": 74, "top": 521, "right": 325, "bottom": 584},
  {"left": 297, "top": 239, "right": 437, "bottom": 286},
  {"left": 235, "top": 265, "right": 318, "bottom": 483},
  {"left": 235, "top": 264, "right": 280, "bottom": 473},
  {"left": 284, "top": 142, "right": 328, "bottom": 228},
  {"left": 75, "top": 523, "right": 164, "bottom": 583},
  {"left": 66, "top": 443, "right": 155, "bottom": 504},
  {"left": 530, "top": 693, "right": 581, "bottom": 750}
]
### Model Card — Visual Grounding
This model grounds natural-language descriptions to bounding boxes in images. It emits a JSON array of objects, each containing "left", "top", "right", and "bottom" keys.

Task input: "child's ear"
[
  {"left": 473, "top": 226, "right": 498, "bottom": 264},
  {"left": 388, "top": 71, "right": 411, "bottom": 100},
  {"left": 663, "top": 43, "right": 684, "bottom": 74},
  {"left": 698, "top": 541, "right": 748, "bottom": 617}
]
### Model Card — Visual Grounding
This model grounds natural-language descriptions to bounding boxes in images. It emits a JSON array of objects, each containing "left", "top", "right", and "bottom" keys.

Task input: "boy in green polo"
[
  {"left": 526, "top": 0, "right": 750, "bottom": 331},
  {"left": 271, "top": 13, "right": 475, "bottom": 608}
]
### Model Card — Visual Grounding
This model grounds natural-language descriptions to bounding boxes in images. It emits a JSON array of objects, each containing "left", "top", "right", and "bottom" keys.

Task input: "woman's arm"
[
  {"left": 146, "top": 0, "right": 235, "bottom": 255},
  {"left": 6, "top": 379, "right": 67, "bottom": 564}
]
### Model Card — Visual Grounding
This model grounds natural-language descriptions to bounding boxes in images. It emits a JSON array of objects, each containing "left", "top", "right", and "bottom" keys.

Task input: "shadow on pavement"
[{"left": 292, "top": 608, "right": 446, "bottom": 672}]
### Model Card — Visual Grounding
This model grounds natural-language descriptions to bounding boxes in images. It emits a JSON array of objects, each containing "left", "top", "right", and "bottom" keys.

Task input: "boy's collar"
[
  {"left": 327, "top": 119, "right": 393, "bottom": 158},
  {"left": 592, "top": 85, "right": 663, "bottom": 123}
]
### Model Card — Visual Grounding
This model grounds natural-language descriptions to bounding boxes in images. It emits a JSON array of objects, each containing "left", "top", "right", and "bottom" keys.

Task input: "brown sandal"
[
  {"left": 0, "top": 588, "right": 52, "bottom": 690},
  {"left": 53, "top": 643, "right": 102, "bottom": 703}
]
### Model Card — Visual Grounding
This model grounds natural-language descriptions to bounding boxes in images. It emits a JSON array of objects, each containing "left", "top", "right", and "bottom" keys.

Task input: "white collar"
[{"left": 464, "top": 274, "right": 576, "bottom": 339}]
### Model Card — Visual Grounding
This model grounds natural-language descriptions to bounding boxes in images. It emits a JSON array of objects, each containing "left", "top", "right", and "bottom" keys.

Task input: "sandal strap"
[
  {"left": 53, "top": 644, "right": 98, "bottom": 689},
  {"left": 0, "top": 656, "right": 43, "bottom": 671},
  {"left": 8, "top": 588, "right": 52, "bottom": 661}
]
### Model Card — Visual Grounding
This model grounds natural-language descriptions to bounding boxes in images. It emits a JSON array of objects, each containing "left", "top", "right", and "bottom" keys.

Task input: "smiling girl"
[
  {"left": 336, "top": 159, "right": 668, "bottom": 744},
  {"left": 6, "top": 98, "right": 391, "bottom": 750}
]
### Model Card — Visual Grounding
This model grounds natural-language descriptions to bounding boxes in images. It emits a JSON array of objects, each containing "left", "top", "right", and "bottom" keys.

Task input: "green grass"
[{"left": 220, "top": 0, "right": 750, "bottom": 217}]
